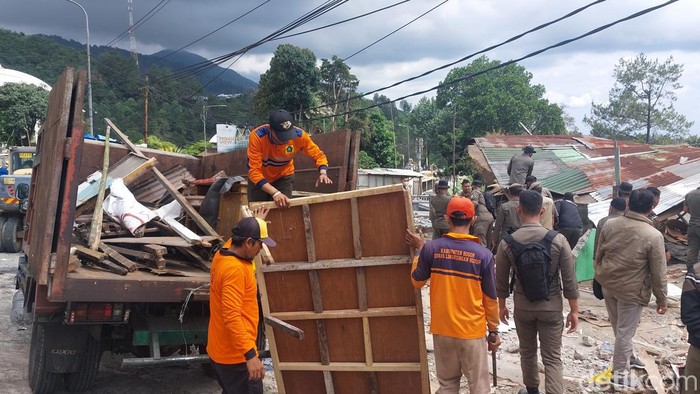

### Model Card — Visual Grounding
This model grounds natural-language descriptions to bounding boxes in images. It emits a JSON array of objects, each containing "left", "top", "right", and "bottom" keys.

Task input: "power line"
[
  {"left": 306, "top": 0, "right": 606, "bottom": 114},
  {"left": 342, "top": 0, "right": 448, "bottom": 62},
  {"left": 157, "top": 0, "right": 348, "bottom": 85},
  {"left": 309, "top": 0, "right": 679, "bottom": 122},
  {"left": 157, "top": 0, "right": 272, "bottom": 62},
  {"left": 272, "top": 0, "right": 410, "bottom": 41}
]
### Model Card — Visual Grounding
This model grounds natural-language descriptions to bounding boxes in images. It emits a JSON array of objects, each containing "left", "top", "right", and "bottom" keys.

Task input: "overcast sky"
[{"left": 2, "top": 0, "right": 699, "bottom": 135}]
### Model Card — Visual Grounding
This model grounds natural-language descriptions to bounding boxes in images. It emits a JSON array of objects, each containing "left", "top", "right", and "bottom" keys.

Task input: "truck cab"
[{"left": 0, "top": 146, "right": 35, "bottom": 252}]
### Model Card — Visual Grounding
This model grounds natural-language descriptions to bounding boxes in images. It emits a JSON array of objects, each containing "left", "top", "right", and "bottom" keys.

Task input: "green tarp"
[{"left": 575, "top": 228, "right": 596, "bottom": 282}]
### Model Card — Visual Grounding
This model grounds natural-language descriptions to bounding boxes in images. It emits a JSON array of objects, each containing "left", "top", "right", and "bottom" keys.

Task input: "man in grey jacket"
[
  {"left": 594, "top": 189, "right": 667, "bottom": 388},
  {"left": 507, "top": 146, "right": 536, "bottom": 185}
]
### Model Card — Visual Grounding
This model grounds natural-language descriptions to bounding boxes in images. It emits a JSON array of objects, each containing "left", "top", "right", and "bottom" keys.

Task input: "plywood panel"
[
  {"left": 357, "top": 192, "right": 410, "bottom": 257},
  {"left": 257, "top": 185, "right": 429, "bottom": 394},
  {"left": 365, "top": 265, "right": 416, "bottom": 309},
  {"left": 370, "top": 316, "right": 420, "bottom": 363},
  {"left": 310, "top": 200, "right": 354, "bottom": 260},
  {"left": 265, "top": 271, "right": 313, "bottom": 313}
]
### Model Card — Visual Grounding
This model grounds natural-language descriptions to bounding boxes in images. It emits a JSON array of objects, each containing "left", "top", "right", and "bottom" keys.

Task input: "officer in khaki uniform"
[
  {"left": 496, "top": 190, "right": 579, "bottom": 394},
  {"left": 470, "top": 179, "right": 494, "bottom": 247},
  {"left": 493, "top": 183, "right": 523, "bottom": 249}
]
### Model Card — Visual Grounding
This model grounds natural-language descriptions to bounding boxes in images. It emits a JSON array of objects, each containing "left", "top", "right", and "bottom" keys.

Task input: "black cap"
[
  {"left": 269, "top": 110, "right": 296, "bottom": 142},
  {"left": 619, "top": 181, "right": 633, "bottom": 194},
  {"left": 232, "top": 217, "right": 277, "bottom": 247},
  {"left": 472, "top": 179, "right": 484, "bottom": 185},
  {"left": 564, "top": 192, "right": 574, "bottom": 201},
  {"left": 436, "top": 180, "right": 449, "bottom": 189},
  {"left": 523, "top": 145, "right": 536, "bottom": 154}
]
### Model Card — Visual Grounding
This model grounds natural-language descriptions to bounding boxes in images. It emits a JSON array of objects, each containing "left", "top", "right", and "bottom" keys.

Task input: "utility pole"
[
  {"left": 452, "top": 104, "right": 456, "bottom": 188},
  {"left": 143, "top": 77, "right": 149, "bottom": 144},
  {"left": 201, "top": 104, "right": 227, "bottom": 154},
  {"left": 67, "top": 0, "right": 94, "bottom": 136},
  {"left": 390, "top": 105, "right": 397, "bottom": 168}
]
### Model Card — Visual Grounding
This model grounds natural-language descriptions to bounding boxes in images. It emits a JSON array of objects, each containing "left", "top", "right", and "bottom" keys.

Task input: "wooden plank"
[
  {"left": 270, "top": 306, "right": 417, "bottom": 321},
  {"left": 106, "top": 244, "right": 158, "bottom": 261},
  {"left": 363, "top": 317, "right": 373, "bottom": 366},
  {"left": 302, "top": 204, "right": 316, "bottom": 263},
  {"left": 144, "top": 244, "right": 167, "bottom": 269},
  {"left": 106, "top": 118, "right": 219, "bottom": 237},
  {"left": 638, "top": 349, "right": 665, "bottom": 394},
  {"left": 308, "top": 268, "right": 334, "bottom": 391},
  {"left": 351, "top": 197, "right": 362, "bottom": 259},
  {"left": 264, "top": 316, "right": 304, "bottom": 341},
  {"left": 162, "top": 217, "right": 204, "bottom": 245},
  {"left": 73, "top": 245, "right": 128, "bottom": 276},
  {"left": 277, "top": 362, "right": 422, "bottom": 372},
  {"left": 260, "top": 255, "right": 409, "bottom": 273},
  {"left": 357, "top": 267, "right": 368, "bottom": 311},
  {"left": 308, "top": 270, "right": 324, "bottom": 314},
  {"left": 174, "top": 247, "right": 211, "bottom": 272},
  {"left": 88, "top": 125, "right": 111, "bottom": 250},
  {"left": 102, "top": 236, "right": 219, "bottom": 247},
  {"left": 215, "top": 183, "right": 247, "bottom": 237},
  {"left": 249, "top": 184, "right": 405, "bottom": 210},
  {"left": 98, "top": 242, "right": 138, "bottom": 272}
]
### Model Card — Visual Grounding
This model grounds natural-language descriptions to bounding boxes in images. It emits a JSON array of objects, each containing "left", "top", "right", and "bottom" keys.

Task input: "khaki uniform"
[
  {"left": 507, "top": 154, "right": 534, "bottom": 185},
  {"left": 429, "top": 194, "right": 451, "bottom": 239},
  {"left": 496, "top": 223, "right": 578, "bottom": 394},
  {"left": 494, "top": 199, "right": 520, "bottom": 247},
  {"left": 470, "top": 189, "right": 494, "bottom": 247},
  {"left": 540, "top": 196, "right": 558, "bottom": 230},
  {"left": 595, "top": 211, "right": 667, "bottom": 373}
]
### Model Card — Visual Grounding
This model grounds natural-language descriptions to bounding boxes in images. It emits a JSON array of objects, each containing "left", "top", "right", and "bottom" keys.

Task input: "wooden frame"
[{"left": 252, "top": 184, "right": 429, "bottom": 394}]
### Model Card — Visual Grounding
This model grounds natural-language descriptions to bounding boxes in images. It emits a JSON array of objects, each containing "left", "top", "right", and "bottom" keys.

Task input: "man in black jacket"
[
  {"left": 682, "top": 263, "right": 700, "bottom": 393},
  {"left": 554, "top": 192, "right": 583, "bottom": 249}
]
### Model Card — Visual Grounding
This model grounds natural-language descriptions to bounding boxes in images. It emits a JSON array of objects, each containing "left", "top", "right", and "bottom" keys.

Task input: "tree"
[
  {"left": 319, "top": 56, "right": 358, "bottom": 130},
  {"left": 254, "top": 44, "right": 320, "bottom": 117},
  {"left": 435, "top": 56, "right": 566, "bottom": 137},
  {"left": 0, "top": 83, "right": 49, "bottom": 146},
  {"left": 360, "top": 109, "right": 398, "bottom": 167},
  {"left": 584, "top": 53, "right": 693, "bottom": 143}
]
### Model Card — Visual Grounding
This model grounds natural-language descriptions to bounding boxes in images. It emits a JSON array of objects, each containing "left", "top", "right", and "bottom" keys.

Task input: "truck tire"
[
  {"left": 2, "top": 215, "right": 22, "bottom": 253},
  {"left": 63, "top": 333, "right": 102, "bottom": 392},
  {"left": 28, "top": 323, "right": 62, "bottom": 394},
  {"left": 0, "top": 216, "right": 6, "bottom": 253}
]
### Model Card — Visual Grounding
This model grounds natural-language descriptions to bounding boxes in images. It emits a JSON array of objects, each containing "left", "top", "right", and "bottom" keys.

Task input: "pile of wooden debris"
[{"left": 67, "top": 118, "right": 228, "bottom": 277}]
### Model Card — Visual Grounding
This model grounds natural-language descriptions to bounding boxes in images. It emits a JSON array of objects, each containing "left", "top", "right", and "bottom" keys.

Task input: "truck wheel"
[
  {"left": 63, "top": 333, "right": 102, "bottom": 392},
  {"left": 28, "top": 323, "right": 62, "bottom": 394},
  {"left": 0, "top": 216, "right": 6, "bottom": 252},
  {"left": 2, "top": 215, "right": 22, "bottom": 253}
]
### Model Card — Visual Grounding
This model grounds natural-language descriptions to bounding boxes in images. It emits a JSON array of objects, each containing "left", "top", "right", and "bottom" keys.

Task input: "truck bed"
[{"left": 62, "top": 264, "right": 210, "bottom": 302}]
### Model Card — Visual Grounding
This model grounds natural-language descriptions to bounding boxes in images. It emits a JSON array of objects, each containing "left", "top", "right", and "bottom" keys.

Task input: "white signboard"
[{"left": 216, "top": 124, "right": 248, "bottom": 153}]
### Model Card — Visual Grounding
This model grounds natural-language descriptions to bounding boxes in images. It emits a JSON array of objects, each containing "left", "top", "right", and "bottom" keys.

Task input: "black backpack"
[
  {"left": 504, "top": 230, "right": 558, "bottom": 301},
  {"left": 484, "top": 191, "right": 497, "bottom": 215}
]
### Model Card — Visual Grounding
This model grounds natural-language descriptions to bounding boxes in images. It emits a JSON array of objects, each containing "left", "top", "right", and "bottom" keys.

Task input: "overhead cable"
[{"left": 105, "top": 0, "right": 172, "bottom": 47}]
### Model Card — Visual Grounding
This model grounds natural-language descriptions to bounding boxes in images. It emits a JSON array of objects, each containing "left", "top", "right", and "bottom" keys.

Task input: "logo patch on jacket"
[{"left": 285, "top": 145, "right": 294, "bottom": 154}]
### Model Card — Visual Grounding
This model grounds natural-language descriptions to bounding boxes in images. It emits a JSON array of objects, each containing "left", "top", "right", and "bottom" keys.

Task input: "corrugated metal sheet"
[
  {"left": 473, "top": 135, "right": 576, "bottom": 148},
  {"left": 540, "top": 169, "right": 591, "bottom": 195},
  {"left": 479, "top": 148, "right": 566, "bottom": 187},
  {"left": 550, "top": 148, "right": 587, "bottom": 163}
]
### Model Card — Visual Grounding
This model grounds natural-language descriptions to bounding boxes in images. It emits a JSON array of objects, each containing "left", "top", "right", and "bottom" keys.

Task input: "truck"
[
  {"left": 16, "top": 69, "right": 217, "bottom": 394},
  {"left": 0, "top": 146, "right": 36, "bottom": 252}
]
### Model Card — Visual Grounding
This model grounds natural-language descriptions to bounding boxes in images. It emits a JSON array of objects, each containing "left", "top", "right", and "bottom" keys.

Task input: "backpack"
[
  {"left": 484, "top": 191, "right": 497, "bottom": 215},
  {"left": 504, "top": 230, "right": 558, "bottom": 301}
]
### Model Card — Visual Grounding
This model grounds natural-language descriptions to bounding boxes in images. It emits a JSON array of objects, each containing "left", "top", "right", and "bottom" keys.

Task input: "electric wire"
[
  {"left": 272, "top": 0, "right": 410, "bottom": 41},
  {"left": 308, "top": 0, "right": 679, "bottom": 122},
  {"left": 342, "top": 0, "right": 448, "bottom": 62},
  {"left": 156, "top": 0, "right": 348, "bottom": 84},
  {"left": 105, "top": 0, "right": 172, "bottom": 47},
  {"left": 306, "top": 0, "right": 606, "bottom": 113},
  {"left": 157, "top": 0, "right": 272, "bottom": 61}
]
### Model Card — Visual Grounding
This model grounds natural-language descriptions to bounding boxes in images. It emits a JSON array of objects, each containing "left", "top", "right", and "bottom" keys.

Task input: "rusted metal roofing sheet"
[
  {"left": 474, "top": 135, "right": 576, "bottom": 148},
  {"left": 540, "top": 169, "right": 591, "bottom": 195}
]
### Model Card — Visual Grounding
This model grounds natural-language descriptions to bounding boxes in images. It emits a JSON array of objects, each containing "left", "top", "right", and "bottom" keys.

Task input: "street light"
[
  {"left": 66, "top": 0, "right": 94, "bottom": 136},
  {"left": 201, "top": 104, "right": 227, "bottom": 152}
]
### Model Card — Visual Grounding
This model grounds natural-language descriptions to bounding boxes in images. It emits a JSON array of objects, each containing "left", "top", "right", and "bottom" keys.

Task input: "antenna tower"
[{"left": 128, "top": 0, "right": 139, "bottom": 65}]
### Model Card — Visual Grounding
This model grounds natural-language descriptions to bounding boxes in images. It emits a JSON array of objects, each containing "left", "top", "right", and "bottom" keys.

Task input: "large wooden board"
[{"left": 252, "top": 184, "right": 429, "bottom": 394}]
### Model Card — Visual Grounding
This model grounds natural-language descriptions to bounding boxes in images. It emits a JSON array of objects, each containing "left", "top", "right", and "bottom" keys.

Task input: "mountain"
[
  {"left": 0, "top": 29, "right": 257, "bottom": 95},
  {"left": 43, "top": 34, "right": 258, "bottom": 95}
]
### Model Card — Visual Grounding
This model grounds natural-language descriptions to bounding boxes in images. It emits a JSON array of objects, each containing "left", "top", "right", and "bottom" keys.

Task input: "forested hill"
[{"left": 0, "top": 28, "right": 257, "bottom": 94}]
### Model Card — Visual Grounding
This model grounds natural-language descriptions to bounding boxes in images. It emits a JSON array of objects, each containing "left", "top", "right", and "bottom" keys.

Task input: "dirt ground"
[{"left": 0, "top": 250, "right": 689, "bottom": 393}]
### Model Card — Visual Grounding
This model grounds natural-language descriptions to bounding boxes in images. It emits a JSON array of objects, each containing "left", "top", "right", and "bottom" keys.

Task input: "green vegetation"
[{"left": 585, "top": 53, "right": 694, "bottom": 144}]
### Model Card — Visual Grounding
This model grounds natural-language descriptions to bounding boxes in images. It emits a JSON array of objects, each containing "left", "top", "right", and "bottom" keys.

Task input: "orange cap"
[{"left": 447, "top": 196, "right": 475, "bottom": 219}]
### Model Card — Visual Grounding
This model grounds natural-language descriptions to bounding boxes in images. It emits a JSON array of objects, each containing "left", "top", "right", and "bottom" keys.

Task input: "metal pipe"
[
  {"left": 121, "top": 354, "right": 211, "bottom": 368},
  {"left": 66, "top": 0, "right": 94, "bottom": 136}
]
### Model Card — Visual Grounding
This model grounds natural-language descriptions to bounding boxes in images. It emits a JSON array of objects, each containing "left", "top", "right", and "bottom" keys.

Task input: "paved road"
[{"left": 0, "top": 252, "right": 225, "bottom": 394}]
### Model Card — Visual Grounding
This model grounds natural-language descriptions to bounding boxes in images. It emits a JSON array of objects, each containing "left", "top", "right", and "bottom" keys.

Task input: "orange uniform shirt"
[
  {"left": 247, "top": 125, "right": 329, "bottom": 187},
  {"left": 207, "top": 249, "right": 259, "bottom": 364}
]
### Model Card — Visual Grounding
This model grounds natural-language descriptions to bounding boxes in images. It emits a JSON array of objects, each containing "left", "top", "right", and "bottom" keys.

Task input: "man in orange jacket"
[
  {"left": 247, "top": 109, "right": 332, "bottom": 208},
  {"left": 207, "top": 216, "right": 276, "bottom": 394}
]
